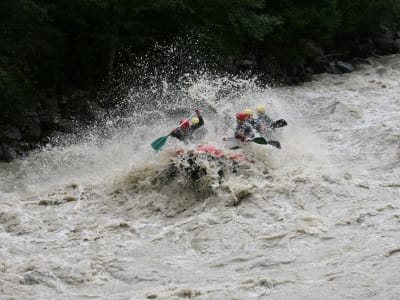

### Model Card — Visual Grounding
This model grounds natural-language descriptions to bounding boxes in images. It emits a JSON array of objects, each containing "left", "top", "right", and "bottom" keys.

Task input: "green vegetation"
[{"left": 1, "top": 0, "right": 399, "bottom": 120}]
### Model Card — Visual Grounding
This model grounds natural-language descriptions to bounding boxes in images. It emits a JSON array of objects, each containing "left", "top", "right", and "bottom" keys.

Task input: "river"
[{"left": 0, "top": 54, "right": 399, "bottom": 299}]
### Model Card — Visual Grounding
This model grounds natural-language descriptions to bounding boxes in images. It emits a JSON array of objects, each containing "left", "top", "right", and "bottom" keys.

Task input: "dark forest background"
[{"left": 1, "top": 0, "right": 399, "bottom": 160}]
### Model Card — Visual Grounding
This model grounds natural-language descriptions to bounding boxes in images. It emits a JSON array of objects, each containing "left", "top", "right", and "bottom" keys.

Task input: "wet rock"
[
  {"left": 66, "top": 181, "right": 79, "bottom": 189},
  {"left": 386, "top": 248, "right": 400, "bottom": 257},
  {"left": 175, "top": 289, "right": 201, "bottom": 298},
  {"left": 351, "top": 57, "right": 371, "bottom": 66},
  {"left": 393, "top": 39, "right": 400, "bottom": 52},
  {"left": 0, "top": 260, "right": 7, "bottom": 272},
  {"left": 310, "top": 57, "right": 327, "bottom": 74},
  {"left": 1, "top": 145, "right": 17, "bottom": 162},
  {"left": 373, "top": 29, "right": 396, "bottom": 54},
  {"left": 238, "top": 59, "right": 256, "bottom": 69},
  {"left": 374, "top": 37, "right": 395, "bottom": 53},
  {"left": 0, "top": 209, "right": 21, "bottom": 232},
  {"left": 21, "top": 272, "right": 43, "bottom": 285},
  {"left": 1, "top": 126, "right": 22, "bottom": 141},
  {"left": 336, "top": 61, "right": 354, "bottom": 73},
  {"left": 353, "top": 39, "right": 375, "bottom": 57},
  {"left": 20, "top": 271, "right": 58, "bottom": 288},
  {"left": 63, "top": 195, "right": 77, "bottom": 202},
  {"left": 327, "top": 62, "right": 342, "bottom": 74},
  {"left": 22, "top": 117, "right": 42, "bottom": 140},
  {"left": 344, "top": 172, "right": 352, "bottom": 180}
]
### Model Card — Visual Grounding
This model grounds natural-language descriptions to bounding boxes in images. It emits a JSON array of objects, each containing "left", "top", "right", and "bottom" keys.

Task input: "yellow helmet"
[
  {"left": 191, "top": 116, "right": 199, "bottom": 125},
  {"left": 256, "top": 105, "right": 266, "bottom": 113},
  {"left": 244, "top": 108, "right": 253, "bottom": 117}
]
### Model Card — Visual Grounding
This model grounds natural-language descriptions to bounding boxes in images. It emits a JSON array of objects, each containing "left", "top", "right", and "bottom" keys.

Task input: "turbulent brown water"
[{"left": 0, "top": 55, "right": 400, "bottom": 300}]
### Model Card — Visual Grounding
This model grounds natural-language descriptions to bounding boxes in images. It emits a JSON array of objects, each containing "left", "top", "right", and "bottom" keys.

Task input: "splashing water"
[{"left": 1, "top": 54, "right": 400, "bottom": 299}]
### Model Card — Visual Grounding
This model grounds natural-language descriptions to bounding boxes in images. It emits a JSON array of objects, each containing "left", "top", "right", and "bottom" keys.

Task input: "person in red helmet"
[
  {"left": 234, "top": 111, "right": 255, "bottom": 141},
  {"left": 170, "top": 109, "right": 204, "bottom": 142}
]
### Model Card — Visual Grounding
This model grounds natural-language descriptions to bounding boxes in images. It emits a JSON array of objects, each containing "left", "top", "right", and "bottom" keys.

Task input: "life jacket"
[
  {"left": 171, "top": 115, "right": 205, "bottom": 142},
  {"left": 255, "top": 113, "right": 273, "bottom": 135},
  {"left": 234, "top": 121, "right": 255, "bottom": 141}
]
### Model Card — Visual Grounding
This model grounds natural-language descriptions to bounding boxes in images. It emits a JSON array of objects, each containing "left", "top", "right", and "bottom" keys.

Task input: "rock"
[
  {"left": 393, "top": 39, "right": 400, "bottom": 52},
  {"left": 1, "top": 126, "right": 22, "bottom": 141},
  {"left": 2, "top": 145, "right": 17, "bottom": 162},
  {"left": 344, "top": 172, "right": 352, "bottom": 180},
  {"left": 351, "top": 58, "right": 371, "bottom": 66},
  {"left": 348, "top": 38, "right": 375, "bottom": 58},
  {"left": 374, "top": 38, "right": 394, "bottom": 53},
  {"left": 13, "top": 142, "right": 32, "bottom": 155},
  {"left": 238, "top": 59, "right": 256, "bottom": 68},
  {"left": 63, "top": 195, "right": 77, "bottom": 202},
  {"left": 23, "top": 118, "right": 42, "bottom": 140},
  {"left": 299, "top": 71, "right": 313, "bottom": 82},
  {"left": 327, "top": 62, "right": 342, "bottom": 74},
  {"left": 311, "top": 58, "right": 327, "bottom": 74},
  {"left": 336, "top": 61, "right": 355, "bottom": 73}
]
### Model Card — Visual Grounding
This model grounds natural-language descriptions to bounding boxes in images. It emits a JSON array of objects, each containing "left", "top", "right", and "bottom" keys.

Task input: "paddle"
[
  {"left": 151, "top": 135, "right": 171, "bottom": 151},
  {"left": 223, "top": 137, "right": 281, "bottom": 149},
  {"left": 151, "top": 112, "right": 196, "bottom": 151},
  {"left": 271, "top": 119, "right": 287, "bottom": 129}
]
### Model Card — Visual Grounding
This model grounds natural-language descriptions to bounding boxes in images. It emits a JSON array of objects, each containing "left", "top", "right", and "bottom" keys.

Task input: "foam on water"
[{"left": 1, "top": 55, "right": 400, "bottom": 299}]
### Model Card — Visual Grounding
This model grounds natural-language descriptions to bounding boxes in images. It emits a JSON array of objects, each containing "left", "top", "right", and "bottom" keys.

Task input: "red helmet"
[
  {"left": 179, "top": 118, "right": 190, "bottom": 128},
  {"left": 236, "top": 112, "right": 247, "bottom": 121}
]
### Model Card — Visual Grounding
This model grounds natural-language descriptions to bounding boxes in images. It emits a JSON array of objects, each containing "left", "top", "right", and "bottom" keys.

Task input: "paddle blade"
[
  {"left": 267, "top": 140, "right": 281, "bottom": 149},
  {"left": 272, "top": 119, "right": 288, "bottom": 128},
  {"left": 251, "top": 137, "right": 269, "bottom": 145},
  {"left": 251, "top": 137, "right": 281, "bottom": 149},
  {"left": 151, "top": 135, "right": 169, "bottom": 151}
]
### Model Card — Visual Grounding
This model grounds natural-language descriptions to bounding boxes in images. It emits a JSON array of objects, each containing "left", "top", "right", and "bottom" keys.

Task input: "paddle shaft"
[
  {"left": 151, "top": 111, "right": 197, "bottom": 151},
  {"left": 223, "top": 137, "right": 281, "bottom": 149}
]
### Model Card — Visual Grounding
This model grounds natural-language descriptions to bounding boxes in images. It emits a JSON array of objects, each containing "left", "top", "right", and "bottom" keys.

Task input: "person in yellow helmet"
[
  {"left": 254, "top": 104, "right": 273, "bottom": 136},
  {"left": 170, "top": 108, "right": 205, "bottom": 142},
  {"left": 244, "top": 108, "right": 257, "bottom": 128},
  {"left": 190, "top": 114, "right": 207, "bottom": 140},
  {"left": 191, "top": 116, "right": 199, "bottom": 125},
  {"left": 255, "top": 104, "right": 288, "bottom": 137}
]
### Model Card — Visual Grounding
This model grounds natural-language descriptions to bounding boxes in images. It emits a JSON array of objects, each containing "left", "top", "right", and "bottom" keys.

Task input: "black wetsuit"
[
  {"left": 234, "top": 121, "right": 255, "bottom": 141},
  {"left": 170, "top": 115, "right": 205, "bottom": 142}
]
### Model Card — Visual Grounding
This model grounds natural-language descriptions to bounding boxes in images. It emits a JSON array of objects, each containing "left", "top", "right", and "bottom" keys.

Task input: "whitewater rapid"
[{"left": 0, "top": 55, "right": 399, "bottom": 300}]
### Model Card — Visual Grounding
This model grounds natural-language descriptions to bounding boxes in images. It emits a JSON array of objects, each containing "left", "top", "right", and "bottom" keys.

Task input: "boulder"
[
  {"left": 2, "top": 145, "right": 17, "bottom": 162},
  {"left": 1, "top": 126, "right": 22, "bottom": 141},
  {"left": 327, "top": 61, "right": 342, "bottom": 74},
  {"left": 351, "top": 58, "right": 371, "bottom": 66},
  {"left": 374, "top": 37, "right": 395, "bottom": 53},
  {"left": 373, "top": 29, "right": 396, "bottom": 54},
  {"left": 23, "top": 118, "right": 42, "bottom": 140},
  {"left": 353, "top": 39, "right": 375, "bottom": 58},
  {"left": 311, "top": 57, "right": 327, "bottom": 74},
  {"left": 393, "top": 39, "right": 400, "bottom": 52},
  {"left": 336, "top": 61, "right": 355, "bottom": 73}
]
